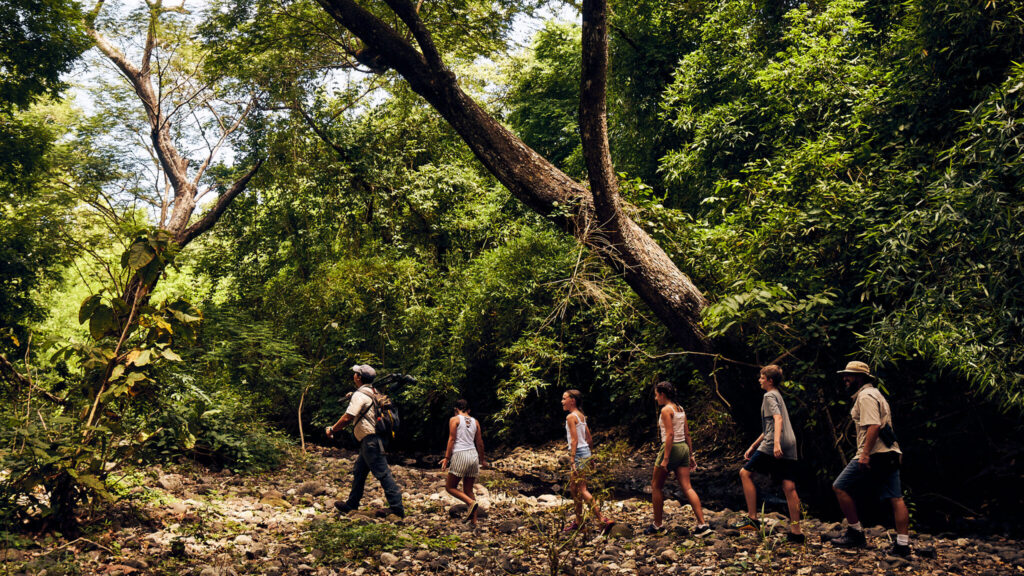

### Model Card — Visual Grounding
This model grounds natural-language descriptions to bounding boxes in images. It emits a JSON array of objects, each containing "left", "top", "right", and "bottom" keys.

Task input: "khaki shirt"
[
  {"left": 851, "top": 384, "right": 901, "bottom": 459},
  {"left": 345, "top": 386, "right": 377, "bottom": 441}
]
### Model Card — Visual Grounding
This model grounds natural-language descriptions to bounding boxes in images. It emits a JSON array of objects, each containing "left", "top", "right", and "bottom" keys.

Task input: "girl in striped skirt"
[{"left": 440, "top": 399, "right": 487, "bottom": 524}]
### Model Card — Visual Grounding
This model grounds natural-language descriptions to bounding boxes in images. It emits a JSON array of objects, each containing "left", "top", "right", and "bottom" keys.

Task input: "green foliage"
[
  {"left": 307, "top": 517, "right": 458, "bottom": 564},
  {"left": 0, "top": 0, "right": 90, "bottom": 111}
]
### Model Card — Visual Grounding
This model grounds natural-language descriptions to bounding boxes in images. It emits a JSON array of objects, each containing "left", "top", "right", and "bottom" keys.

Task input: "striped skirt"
[{"left": 449, "top": 449, "right": 480, "bottom": 478}]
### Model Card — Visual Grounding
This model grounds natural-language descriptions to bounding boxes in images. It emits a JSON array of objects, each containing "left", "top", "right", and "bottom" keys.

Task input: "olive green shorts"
[{"left": 654, "top": 443, "right": 691, "bottom": 470}]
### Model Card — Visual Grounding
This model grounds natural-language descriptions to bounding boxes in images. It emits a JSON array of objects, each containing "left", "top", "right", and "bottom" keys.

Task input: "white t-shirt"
[{"left": 345, "top": 386, "right": 377, "bottom": 441}]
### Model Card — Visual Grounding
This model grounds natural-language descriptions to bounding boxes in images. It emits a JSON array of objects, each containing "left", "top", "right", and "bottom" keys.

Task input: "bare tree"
[
  {"left": 312, "top": 0, "right": 710, "bottom": 352},
  {"left": 86, "top": 0, "right": 262, "bottom": 257}
]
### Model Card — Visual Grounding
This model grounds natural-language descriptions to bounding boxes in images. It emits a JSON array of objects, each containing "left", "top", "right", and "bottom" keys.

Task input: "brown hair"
[
  {"left": 655, "top": 381, "right": 677, "bottom": 402},
  {"left": 454, "top": 398, "right": 469, "bottom": 413},
  {"left": 565, "top": 389, "right": 583, "bottom": 411},
  {"left": 760, "top": 364, "right": 783, "bottom": 387}
]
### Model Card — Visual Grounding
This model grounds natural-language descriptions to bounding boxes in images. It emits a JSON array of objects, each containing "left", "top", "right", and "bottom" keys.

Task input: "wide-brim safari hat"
[{"left": 837, "top": 361, "right": 874, "bottom": 380}]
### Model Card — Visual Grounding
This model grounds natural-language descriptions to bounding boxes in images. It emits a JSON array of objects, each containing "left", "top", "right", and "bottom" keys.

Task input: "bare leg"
[
  {"left": 445, "top": 473, "right": 474, "bottom": 506},
  {"left": 676, "top": 466, "right": 705, "bottom": 525},
  {"left": 652, "top": 467, "right": 667, "bottom": 526},
  {"left": 782, "top": 479, "right": 802, "bottom": 534},
  {"left": 739, "top": 467, "right": 758, "bottom": 520},
  {"left": 463, "top": 476, "right": 478, "bottom": 524},
  {"left": 834, "top": 486, "right": 859, "bottom": 525},
  {"left": 891, "top": 497, "right": 909, "bottom": 536}
]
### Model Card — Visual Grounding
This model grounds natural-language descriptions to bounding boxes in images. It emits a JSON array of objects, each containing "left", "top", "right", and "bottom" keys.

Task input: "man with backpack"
[
  {"left": 326, "top": 364, "right": 405, "bottom": 518},
  {"left": 831, "top": 361, "right": 909, "bottom": 556}
]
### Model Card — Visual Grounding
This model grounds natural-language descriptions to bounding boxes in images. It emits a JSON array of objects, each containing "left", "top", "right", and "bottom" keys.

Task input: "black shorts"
[{"left": 743, "top": 450, "right": 798, "bottom": 482}]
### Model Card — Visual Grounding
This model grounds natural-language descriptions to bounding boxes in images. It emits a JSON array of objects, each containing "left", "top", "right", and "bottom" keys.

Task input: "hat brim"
[{"left": 837, "top": 369, "right": 874, "bottom": 378}]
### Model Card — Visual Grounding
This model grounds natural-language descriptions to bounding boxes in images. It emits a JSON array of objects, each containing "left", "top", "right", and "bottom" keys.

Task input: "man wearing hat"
[
  {"left": 831, "top": 361, "right": 910, "bottom": 556},
  {"left": 326, "top": 364, "right": 405, "bottom": 518}
]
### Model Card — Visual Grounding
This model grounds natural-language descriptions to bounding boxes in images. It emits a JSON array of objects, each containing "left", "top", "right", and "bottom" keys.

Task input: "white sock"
[
  {"left": 896, "top": 534, "right": 910, "bottom": 546},
  {"left": 849, "top": 522, "right": 863, "bottom": 532}
]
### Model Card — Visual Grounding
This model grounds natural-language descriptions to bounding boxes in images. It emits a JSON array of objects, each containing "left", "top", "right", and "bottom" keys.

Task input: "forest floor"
[{"left": 2, "top": 442, "right": 1022, "bottom": 576}]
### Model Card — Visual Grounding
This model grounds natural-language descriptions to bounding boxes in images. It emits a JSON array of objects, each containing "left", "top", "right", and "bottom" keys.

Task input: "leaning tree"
[{"left": 312, "top": 0, "right": 712, "bottom": 356}]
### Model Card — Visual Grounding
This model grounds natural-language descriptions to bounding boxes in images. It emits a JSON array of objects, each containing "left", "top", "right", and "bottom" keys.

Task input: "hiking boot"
[
  {"left": 642, "top": 524, "right": 665, "bottom": 536},
  {"left": 389, "top": 507, "right": 406, "bottom": 519},
  {"left": 786, "top": 532, "right": 806, "bottom": 544},
  {"left": 334, "top": 501, "right": 353, "bottom": 514},
  {"left": 832, "top": 527, "right": 867, "bottom": 548},
  {"left": 693, "top": 524, "right": 714, "bottom": 537},
  {"left": 732, "top": 516, "right": 761, "bottom": 531},
  {"left": 887, "top": 543, "right": 912, "bottom": 557}
]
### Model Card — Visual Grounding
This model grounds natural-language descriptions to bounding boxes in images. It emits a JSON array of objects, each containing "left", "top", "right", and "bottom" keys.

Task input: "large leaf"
[
  {"left": 161, "top": 348, "right": 182, "bottom": 361},
  {"left": 89, "top": 305, "right": 117, "bottom": 340},
  {"left": 126, "top": 241, "right": 156, "bottom": 271},
  {"left": 130, "top": 348, "right": 152, "bottom": 367},
  {"left": 79, "top": 294, "right": 102, "bottom": 324}
]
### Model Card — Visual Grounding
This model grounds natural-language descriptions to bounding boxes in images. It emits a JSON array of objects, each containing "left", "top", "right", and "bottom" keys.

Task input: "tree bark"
[{"left": 314, "top": 0, "right": 710, "bottom": 352}]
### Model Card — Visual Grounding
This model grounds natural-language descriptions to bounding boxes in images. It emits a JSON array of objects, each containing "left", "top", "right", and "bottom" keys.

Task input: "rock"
[
  {"left": 380, "top": 552, "right": 399, "bottom": 566},
  {"left": 659, "top": 549, "right": 679, "bottom": 563},
  {"left": 501, "top": 557, "right": 527, "bottom": 573},
  {"left": 234, "top": 534, "right": 253, "bottom": 546},
  {"left": 122, "top": 559, "right": 149, "bottom": 570},
  {"left": 494, "top": 520, "right": 522, "bottom": 534},
  {"left": 607, "top": 523, "right": 633, "bottom": 539},
  {"left": 414, "top": 550, "right": 432, "bottom": 561},
  {"left": 260, "top": 496, "right": 291, "bottom": 508},
  {"left": 296, "top": 481, "right": 327, "bottom": 496},
  {"left": 159, "top": 474, "right": 185, "bottom": 494}
]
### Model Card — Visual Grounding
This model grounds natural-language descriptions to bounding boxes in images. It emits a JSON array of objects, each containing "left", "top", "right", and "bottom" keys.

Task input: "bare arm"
[
  {"left": 474, "top": 421, "right": 487, "bottom": 467},
  {"left": 567, "top": 413, "right": 579, "bottom": 469},
  {"left": 326, "top": 413, "right": 354, "bottom": 437},
  {"left": 859, "top": 424, "right": 881, "bottom": 465},
  {"left": 440, "top": 416, "right": 458, "bottom": 470},
  {"left": 685, "top": 418, "right": 697, "bottom": 470},
  {"left": 773, "top": 414, "right": 784, "bottom": 458},
  {"left": 659, "top": 407, "right": 673, "bottom": 469},
  {"left": 745, "top": 434, "right": 764, "bottom": 459}
]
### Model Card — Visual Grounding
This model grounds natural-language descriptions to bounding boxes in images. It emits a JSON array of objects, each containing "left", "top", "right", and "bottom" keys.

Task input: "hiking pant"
[{"left": 345, "top": 434, "right": 404, "bottom": 515}]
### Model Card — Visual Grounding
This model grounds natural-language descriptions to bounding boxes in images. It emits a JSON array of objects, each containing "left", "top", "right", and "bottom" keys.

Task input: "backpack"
[{"left": 357, "top": 387, "right": 401, "bottom": 441}]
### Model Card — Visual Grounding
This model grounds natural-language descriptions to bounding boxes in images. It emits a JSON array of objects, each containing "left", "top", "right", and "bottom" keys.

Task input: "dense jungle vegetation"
[{"left": 2, "top": 0, "right": 1022, "bottom": 537}]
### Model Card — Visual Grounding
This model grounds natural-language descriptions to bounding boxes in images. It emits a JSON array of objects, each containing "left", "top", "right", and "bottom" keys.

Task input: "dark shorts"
[
  {"left": 743, "top": 450, "right": 798, "bottom": 482},
  {"left": 832, "top": 453, "right": 902, "bottom": 500}
]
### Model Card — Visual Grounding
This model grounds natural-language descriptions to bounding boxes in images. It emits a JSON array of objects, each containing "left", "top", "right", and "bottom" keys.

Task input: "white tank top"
[
  {"left": 565, "top": 413, "right": 589, "bottom": 451},
  {"left": 452, "top": 415, "right": 477, "bottom": 453},
  {"left": 658, "top": 405, "right": 687, "bottom": 444}
]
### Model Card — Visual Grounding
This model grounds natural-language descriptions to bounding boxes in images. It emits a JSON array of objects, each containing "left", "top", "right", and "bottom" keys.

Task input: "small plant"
[{"left": 308, "top": 517, "right": 459, "bottom": 565}]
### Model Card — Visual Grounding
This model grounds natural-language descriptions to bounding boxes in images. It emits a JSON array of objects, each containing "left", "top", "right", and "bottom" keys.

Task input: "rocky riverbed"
[{"left": 2, "top": 443, "right": 1022, "bottom": 575}]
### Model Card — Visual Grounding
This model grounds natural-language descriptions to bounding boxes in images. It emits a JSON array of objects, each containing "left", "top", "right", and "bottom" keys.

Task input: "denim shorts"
[
  {"left": 832, "top": 455, "right": 902, "bottom": 500},
  {"left": 574, "top": 446, "right": 592, "bottom": 471}
]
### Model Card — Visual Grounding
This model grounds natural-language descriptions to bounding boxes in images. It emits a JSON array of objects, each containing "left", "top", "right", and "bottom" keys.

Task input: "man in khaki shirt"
[
  {"left": 326, "top": 364, "right": 404, "bottom": 518},
  {"left": 831, "top": 361, "right": 911, "bottom": 556}
]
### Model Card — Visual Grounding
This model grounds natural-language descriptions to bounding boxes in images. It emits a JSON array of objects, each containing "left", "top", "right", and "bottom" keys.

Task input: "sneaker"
[
  {"left": 693, "top": 524, "right": 714, "bottom": 537},
  {"left": 887, "top": 543, "right": 912, "bottom": 557},
  {"left": 600, "top": 519, "right": 616, "bottom": 534},
  {"left": 732, "top": 516, "right": 761, "bottom": 531},
  {"left": 832, "top": 527, "right": 867, "bottom": 548},
  {"left": 786, "top": 532, "right": 806, "bottom": 544},
  {"left": 642, "top": 524, "right": 665, "bottom": 536},
  {"left": 334, "top": 501, "right": 353, "bottom": 514},
  {"left": 562, "top": 521, "right": 580, "bottom": 533}
]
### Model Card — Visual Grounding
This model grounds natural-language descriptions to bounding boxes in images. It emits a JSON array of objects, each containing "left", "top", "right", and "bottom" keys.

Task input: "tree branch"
[{"left": 176, "top": 160, "right": 264, "bottom": 247}]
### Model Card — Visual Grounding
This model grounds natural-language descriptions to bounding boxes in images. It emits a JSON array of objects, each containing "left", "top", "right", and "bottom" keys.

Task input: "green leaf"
[
  {"left": 131, "top": 349, "right": 152, "bottom": 367},
  {"left": 161, "top": 348, "right": 182, "bottom": 361},
  {"left": 109, "top": 364, "right": 125, "bottom": 381},
  {"left": 89, "top": 306, "right": 117, "bottom": 340},
  {"left": 126, "top": 241, "right": 156, "bottom": 271},
  {"left": 79, "top": 295, "right": 102, "bottom": 324}
]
